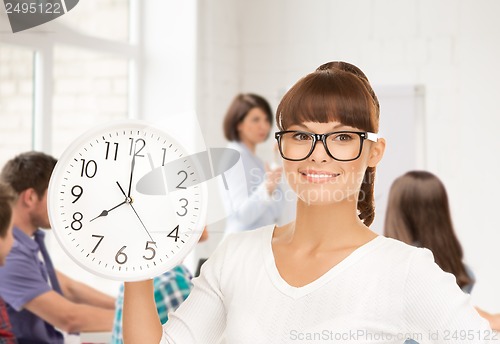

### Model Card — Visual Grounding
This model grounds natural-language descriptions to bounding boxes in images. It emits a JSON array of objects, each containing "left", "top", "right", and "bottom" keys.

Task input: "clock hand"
[
  {"left": 89, "top": 199, "right": 127, "bottom": 222},
  {"left": 129, "top": 203, "right": 156, "bottom": 244},
  {"left": 116, "top": 181, "right": 156, "bottom": 245},
  {"left": 116, "top": 181, "right": 129, "bottom": 199},
  {"left": 127, "top": 154, "right": 136, "bottom": 198}
]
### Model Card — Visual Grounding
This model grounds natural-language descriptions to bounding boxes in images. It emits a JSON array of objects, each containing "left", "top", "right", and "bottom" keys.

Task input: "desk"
[{"left": 80, "top": 332, "right": 112, "bottom": 344}]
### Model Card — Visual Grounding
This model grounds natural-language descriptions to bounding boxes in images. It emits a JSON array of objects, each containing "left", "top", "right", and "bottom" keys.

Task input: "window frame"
[{"left": 0, "top": 0, "right": 141, "bottom": 153}]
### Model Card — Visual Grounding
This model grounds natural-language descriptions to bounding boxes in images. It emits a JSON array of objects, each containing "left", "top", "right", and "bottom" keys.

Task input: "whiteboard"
[{"left": 371, "top": 85, "right": 426, "bottom": 234}]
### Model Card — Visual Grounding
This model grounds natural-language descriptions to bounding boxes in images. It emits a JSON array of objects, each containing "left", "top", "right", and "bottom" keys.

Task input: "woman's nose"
[{"left": 309, "top": 140, "right": 330, "bottom": 163}]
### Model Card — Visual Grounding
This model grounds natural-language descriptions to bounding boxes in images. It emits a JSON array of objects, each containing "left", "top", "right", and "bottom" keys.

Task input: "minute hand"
[
  {"left": 129, "top": 203, "right": 155, "bottom": 243},
  {"left": 127, "top": 154, "right": 136, "bottom": 198},
  {"left": 116, "top": 181, "right": 156, "bottom": 244}
]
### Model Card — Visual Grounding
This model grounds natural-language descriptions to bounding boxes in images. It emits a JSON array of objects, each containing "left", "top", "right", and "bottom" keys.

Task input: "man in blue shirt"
[{"left": 0, "top": 152, "right": 115, "bottom": 344}]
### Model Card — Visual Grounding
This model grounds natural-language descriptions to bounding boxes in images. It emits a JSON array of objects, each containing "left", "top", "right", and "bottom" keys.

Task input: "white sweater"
[{"left": 161, "top": 225, "right": 493, "bottom": 344}]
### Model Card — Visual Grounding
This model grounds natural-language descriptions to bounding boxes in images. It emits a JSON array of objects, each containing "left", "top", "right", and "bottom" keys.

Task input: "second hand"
[{"left": 116, "top": 181, "right": 156, "bottom": 244}]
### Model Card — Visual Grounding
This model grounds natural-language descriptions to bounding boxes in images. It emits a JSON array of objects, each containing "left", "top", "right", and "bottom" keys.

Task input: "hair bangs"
[{"left": 277, "top": 69, "right": 378, "bottom": 132}]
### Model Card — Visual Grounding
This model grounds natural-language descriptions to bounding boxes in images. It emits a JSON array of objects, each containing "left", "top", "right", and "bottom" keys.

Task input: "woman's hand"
[
  {"left": 475, "top": 307, "right": 500, "bottom": 331},
  {"left": 123, "top": 280, "right": 163, "bottom": 343},
  {"left": 265, "top": 163, "right": 283, "bottom": 196}
]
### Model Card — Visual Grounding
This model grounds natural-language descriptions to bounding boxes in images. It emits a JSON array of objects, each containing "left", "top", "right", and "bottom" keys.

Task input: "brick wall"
[{"left": 0, "top": 45, "right": 33, "bottom": 168}]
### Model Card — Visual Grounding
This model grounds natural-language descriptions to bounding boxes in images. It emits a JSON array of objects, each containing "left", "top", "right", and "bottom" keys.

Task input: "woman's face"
[
  {"left": 282, "top": 121, "right": 384, "bottom": 206},
  {"left": 237, "top": 107, "right": 271, "bottom": 145}
]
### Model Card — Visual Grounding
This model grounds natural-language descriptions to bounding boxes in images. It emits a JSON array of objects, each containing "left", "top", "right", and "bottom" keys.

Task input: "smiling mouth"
[{"left": 300, "top": 171, "right": 340, "bottom": 182}]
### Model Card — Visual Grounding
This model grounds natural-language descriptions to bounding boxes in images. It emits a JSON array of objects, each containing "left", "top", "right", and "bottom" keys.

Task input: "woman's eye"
[
  {"left": 292, "top": 133, "right": 311, "bottom": 141},
  {"left": 333, "top": 133, "right": 353, "bottom": 141}
]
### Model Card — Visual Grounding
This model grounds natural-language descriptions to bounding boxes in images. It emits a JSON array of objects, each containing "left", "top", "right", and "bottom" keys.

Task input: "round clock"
[{"left": 48, "top": 120, "right": 207, "bottom": 281}]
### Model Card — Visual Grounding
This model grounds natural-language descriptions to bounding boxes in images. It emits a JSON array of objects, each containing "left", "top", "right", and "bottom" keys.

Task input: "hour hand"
[{"left": 90, "top": 199, "right": 127, "bottom": 222}]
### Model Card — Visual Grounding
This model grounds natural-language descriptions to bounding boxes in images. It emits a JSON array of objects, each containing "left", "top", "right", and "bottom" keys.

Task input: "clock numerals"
[
  {"left": 105, "top": 141, "right": 119, "bottom": 160},
  {"left": 71, "top": 185, "right": 83, "bottom": 203},
  {"left": 80, "top": 159, "right": 97, "bottom": 178},
  {"left": 176, "top": 198, "right": 188, "bottom": 216},
  {"left": 176, "top": 170, "right": 188, "bottom": 189},
  {"left": 91, "top": 235, "right": 104, "bottom": 253},
  {"left": 129, "top": 138, "right": 146, "bottom": 157},
  {"left": 167, "top": 225, "right": 180, "bottom": 242},
  {"left": 115, "top": 246, "right": 128, "bottom": 265},
  {"left": 71, "top": 212, "right": 83, "bottom": 231},
  {"left": 114, "top": 242, "right": 157, "bottom": 264},
  {"left": 143, "top": 241, "right": 156, "bottom": 260}
]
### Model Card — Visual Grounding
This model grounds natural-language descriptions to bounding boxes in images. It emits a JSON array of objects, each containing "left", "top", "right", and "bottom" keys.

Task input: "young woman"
[
  {"left": 123, "top": 62, "right": 491, "bottom": 344},
  {"left": 385, "top": 170, "right": 500, "bottom": 331},
  {"left": 221, "top": 93, "right": 286, "bottom": 235}
]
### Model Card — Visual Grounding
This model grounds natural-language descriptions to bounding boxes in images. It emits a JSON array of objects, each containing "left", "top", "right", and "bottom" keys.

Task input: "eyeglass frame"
[{"left": 274, "top": 130, "right": 379, "bottom": 162}]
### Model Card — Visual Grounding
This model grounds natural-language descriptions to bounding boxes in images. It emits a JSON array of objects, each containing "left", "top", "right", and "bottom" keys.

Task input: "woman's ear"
[{"left": 368, "top": 138, "right": 386, "bottom": 168}]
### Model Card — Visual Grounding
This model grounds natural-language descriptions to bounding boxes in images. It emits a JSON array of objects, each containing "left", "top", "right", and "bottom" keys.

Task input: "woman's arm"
[{"left": 123, "top": 280, "right": 162, "bottom": 344}]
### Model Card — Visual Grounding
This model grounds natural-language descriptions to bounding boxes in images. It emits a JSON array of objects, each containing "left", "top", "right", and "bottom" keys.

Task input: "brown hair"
[
  {"left": 0, "top": 182, "right": 15, "bottom": 238},
  {"left": 0, "top": 151, "right": 57, "bottom": 198},
  {"left": 276, "top": 61, "right": 380, "bottom": 226},
  {"left": 384, "top": 171, "right": 472, "bottom": 289},
  {"left": 223, "top": 93, "right": 273, "bottom": 141}
]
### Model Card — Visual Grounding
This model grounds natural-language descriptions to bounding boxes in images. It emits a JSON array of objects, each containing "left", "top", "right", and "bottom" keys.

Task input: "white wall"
[{"left": 197, "top": 0, "right": 500, "bottom": 312}]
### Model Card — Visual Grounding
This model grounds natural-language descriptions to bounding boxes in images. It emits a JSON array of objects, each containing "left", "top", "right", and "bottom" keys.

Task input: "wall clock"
[{"left": 48, "top": 120, "right": 207, "bottom": 281}]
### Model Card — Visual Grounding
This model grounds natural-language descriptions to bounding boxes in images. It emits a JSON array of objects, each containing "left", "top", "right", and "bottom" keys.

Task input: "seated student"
[
  {"left": 111, "top": 227, "right": 209, "bottom": 343},
  {"left": 0, "top": 182, "right": 16, "bottom": 343},
  {"left": 384, "top": 170, "right": 500, "bottom": 330},
  {"left": 0, "top": 151, "right": 116, "bottom": 344}
]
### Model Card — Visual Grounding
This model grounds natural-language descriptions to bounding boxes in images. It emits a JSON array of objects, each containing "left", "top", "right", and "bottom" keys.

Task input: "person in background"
[
  {"left": 122, "top": 62, "right": 490, "bottom": 343},
  {"left": 111, "top": 227, "right": 209, "bottom": 343},
  {"left": 0, "top": 182, "right": 17, "bottom": 343},
  {"left": 221, "top": 93, "right": 287, "bottom": 235},
  {"left": 384, "top": 170, "right": 500, "bottom": 330},
  {"left": 0, "top": 151, "right": 115, "bottom": 344}
]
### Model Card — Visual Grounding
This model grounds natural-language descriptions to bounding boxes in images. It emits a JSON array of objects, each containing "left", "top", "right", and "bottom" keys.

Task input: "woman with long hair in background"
[{"left": 385, "top": 170, "right": 500, "bottom": 330}]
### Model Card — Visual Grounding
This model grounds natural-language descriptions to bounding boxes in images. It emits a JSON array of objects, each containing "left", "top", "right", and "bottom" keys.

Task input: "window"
[
  {"left": 57, "top": 0, "right": 130, "bottom": 42},
  {"left": 0, "top": 0, "right": 138, "bottom": 161},
  {"left": 52, "top": 46, "right": 129, "bottom": 157}
]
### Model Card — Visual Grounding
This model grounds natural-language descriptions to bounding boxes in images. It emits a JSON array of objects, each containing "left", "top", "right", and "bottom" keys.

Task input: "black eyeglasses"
[{"left": 274, "top": 130, "right": 379, "bottom": 162}]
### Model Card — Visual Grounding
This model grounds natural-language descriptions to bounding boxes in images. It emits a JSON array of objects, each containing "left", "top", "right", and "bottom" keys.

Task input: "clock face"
[{"left": 48, "top": 120, "right": 207, "bottom": 281}]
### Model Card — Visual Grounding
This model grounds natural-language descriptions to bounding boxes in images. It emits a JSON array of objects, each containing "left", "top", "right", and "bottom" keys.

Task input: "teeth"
[{"left": 305, "top": 173, "right": 334, "bottom": 178}]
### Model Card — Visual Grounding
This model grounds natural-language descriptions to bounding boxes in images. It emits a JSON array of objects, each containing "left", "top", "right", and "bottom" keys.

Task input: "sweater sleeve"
[
  {"left": 159, "top": 236, "right": 233, "bottom": 344},
  {"left": 403, "top": 248, "right": 492, "bottom": 343}
]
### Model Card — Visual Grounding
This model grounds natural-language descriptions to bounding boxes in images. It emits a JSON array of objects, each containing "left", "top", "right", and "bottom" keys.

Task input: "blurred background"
[{"left": 1, "top": 0, "right": 499, "bottom": 315}]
